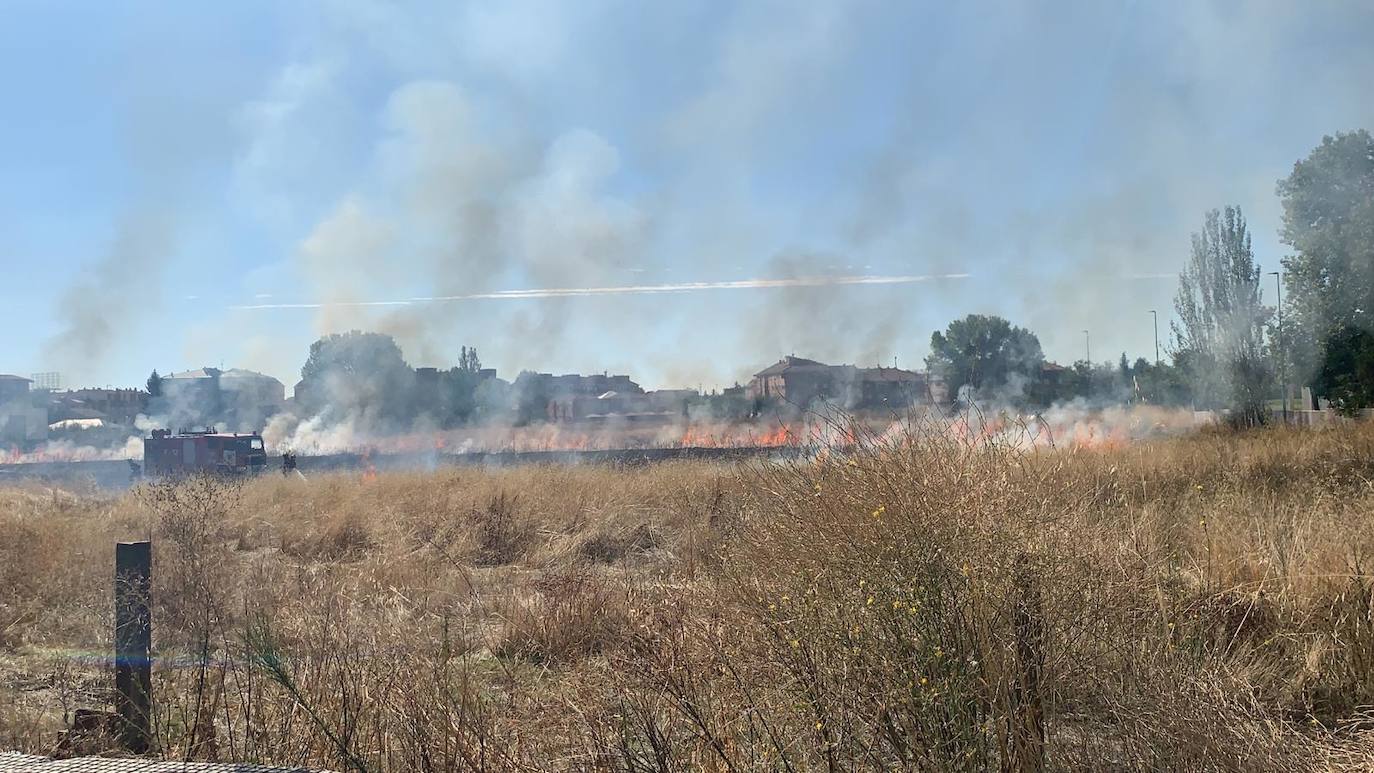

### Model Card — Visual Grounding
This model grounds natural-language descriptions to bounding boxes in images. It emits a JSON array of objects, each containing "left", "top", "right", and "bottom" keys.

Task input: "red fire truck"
[{"left": 142, "top": 429, "right": 269, "bottom": 477}]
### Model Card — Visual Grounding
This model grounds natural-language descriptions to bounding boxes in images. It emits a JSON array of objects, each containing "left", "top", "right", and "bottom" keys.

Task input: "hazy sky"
[{"left": 2, "top": 0, "right": 1372, "bottom": 391}]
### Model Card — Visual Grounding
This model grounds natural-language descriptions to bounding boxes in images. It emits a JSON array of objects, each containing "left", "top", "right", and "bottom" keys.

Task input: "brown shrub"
[{"left": 492, "top": 567, "right": 634, "bottom": 665}]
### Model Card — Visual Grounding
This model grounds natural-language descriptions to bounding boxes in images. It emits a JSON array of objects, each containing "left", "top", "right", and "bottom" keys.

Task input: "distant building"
[
  {"left": 513, "top": 371, "right": 644, "bottom": 422},
  {"left": 415, "top": 366, "right": 499, "bottom": 388},
  {"left": 857, "top": 365, "right": 936, "bottom": 407},
  {"left": 159, "top": 367, "right": 285, "bottom": 431},
  {"left": 29, "top": 371, "right": 61, "bottom": 392},
  {"left": 542, "top": 372, "right": 644, "bottom": 397},
  {"left": 747, "top": 356, "right": 939, "bottom": 409},
  {"left": 511, "top": 371, "right": 706, "bottom": 423},
  {"left": 0, "top": 374, "right": 46, "bottom": 443},
  {"left": 0, "top": 374, "right": 32, "bottom": 405},
  {"left": 553, "top": 388, "right": 699, "bottom": 423},
  {"left": 48, "top": 388, "right": 148, "bottom": 426},
  {"left": 412, "top": 366, "right": 501, "bottom": 421}
]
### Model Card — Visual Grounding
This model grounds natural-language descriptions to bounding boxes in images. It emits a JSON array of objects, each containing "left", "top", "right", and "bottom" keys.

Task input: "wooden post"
[
  {"left": 114, "top": 540, "right": 152, "bottom": 753},
  {"left": 1007, "top": 559, "right": 1045, "bottom": 772}
]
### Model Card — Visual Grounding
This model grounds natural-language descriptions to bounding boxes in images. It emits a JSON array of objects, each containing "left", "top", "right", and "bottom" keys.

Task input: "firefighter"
[
  {"left": 281, "top": 451, "right": 297, "bottom": 476},
  {"left": 127, "top": 459, "right": 142, "bottom": 482}
]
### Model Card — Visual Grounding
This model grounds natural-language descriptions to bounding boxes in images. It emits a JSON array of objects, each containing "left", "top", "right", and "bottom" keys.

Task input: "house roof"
[
  {"left": 753, "top": 356, "right": 831, "bottom": 377},
  {"left": 165, "top": 367, "right": 282, "bottom": 383},
  {"left": 0, "top": 374, "right": 32, "bottom": 383},
  {"left": 755, "top": 358, "right": 926, "bottom": 382},
  {"left": 857, "top": 367, "right": 921, "bottom": 382}
]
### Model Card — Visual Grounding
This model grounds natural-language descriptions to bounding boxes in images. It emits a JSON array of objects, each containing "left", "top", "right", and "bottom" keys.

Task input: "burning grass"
[{"left": 2, "top": 420, "right": 1374, "bottom": 769}]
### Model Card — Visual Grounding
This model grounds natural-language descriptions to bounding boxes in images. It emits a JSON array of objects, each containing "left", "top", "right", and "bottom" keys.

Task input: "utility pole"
[
  {"left": 1150, "top": 310, "right": 1160, "bottom": 366},
  {"left": 1270, "top": 271, "right": 1286, "bottom": 423}
]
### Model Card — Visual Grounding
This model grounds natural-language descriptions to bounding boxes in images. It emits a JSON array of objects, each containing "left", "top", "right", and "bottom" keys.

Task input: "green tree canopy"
[
  {"left": 1317, "top": 324, "right": 1374, "bottom": 417},
  {"left": 1277, "top": 130, "right": 1374, "bottom": 394},
  {"left": 926, "top": 314, "right": 1044, "bottom": 401},
  {"left": 298, "top": 331, "right": 415, "bottom": 427},
  {"left": 445, "top": 346, "right": 485, "bottom": 424}
]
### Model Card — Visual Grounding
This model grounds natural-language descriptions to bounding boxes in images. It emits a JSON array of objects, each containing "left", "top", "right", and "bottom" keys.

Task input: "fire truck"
[{"left": 142, "top": 429, "right": 269, "bottom": 477}]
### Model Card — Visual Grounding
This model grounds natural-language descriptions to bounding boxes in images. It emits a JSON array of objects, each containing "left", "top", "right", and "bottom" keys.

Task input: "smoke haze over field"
[{"left": 2, "top": 2, "right": 1374, "bottom": 389}]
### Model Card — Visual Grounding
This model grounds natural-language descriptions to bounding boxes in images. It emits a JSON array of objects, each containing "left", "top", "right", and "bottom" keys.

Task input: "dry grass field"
[{"left": 3, "top": 419, "right": 1374, "bottom": 770}]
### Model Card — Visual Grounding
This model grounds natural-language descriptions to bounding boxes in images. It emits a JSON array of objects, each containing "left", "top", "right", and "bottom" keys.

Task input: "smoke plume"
[{"left": 44, "top": 212, "right": 176, "bottom": 384}]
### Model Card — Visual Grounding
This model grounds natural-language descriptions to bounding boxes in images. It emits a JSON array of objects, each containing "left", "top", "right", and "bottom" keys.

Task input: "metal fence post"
[{"left": 114, "top": 540, "right": 152, "bottom": 753}]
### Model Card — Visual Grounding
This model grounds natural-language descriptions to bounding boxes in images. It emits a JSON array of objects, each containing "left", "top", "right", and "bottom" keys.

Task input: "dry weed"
[{"left": 1, "top": 423, "right": 1374, "bottom": 769}]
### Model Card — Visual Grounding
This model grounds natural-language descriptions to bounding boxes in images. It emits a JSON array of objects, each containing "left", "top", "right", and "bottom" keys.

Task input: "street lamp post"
[
  {"left": 1270, "top": 271, "right": 1286, "bottom": 423},
  {"left": 1150, "top": 310, "right": 1160, "bottom": 366}
]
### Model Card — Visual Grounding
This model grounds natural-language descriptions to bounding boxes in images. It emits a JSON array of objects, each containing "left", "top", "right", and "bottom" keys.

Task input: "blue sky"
[{"left": 2, "top": 0, "right": 1372, "bottom": 391}]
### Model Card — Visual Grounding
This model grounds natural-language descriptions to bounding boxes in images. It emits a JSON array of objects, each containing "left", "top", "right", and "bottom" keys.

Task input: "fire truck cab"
[{"left": 143, "top": 429, "right": 269, "bottom": 477}]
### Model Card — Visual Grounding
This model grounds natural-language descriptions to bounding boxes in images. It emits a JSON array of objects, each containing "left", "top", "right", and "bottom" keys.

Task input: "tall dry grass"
[{"left": 1, "top": 422, "right": 1374, "bottom": 769}]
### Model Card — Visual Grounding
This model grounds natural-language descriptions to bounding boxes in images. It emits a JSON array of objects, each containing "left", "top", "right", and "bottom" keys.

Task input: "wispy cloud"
[{"left": 230, "top": 272, "right": 972, "bottom": 310}]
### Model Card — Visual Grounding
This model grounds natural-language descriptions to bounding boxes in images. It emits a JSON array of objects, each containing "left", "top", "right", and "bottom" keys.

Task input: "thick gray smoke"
[
  {"left": 90, "top": 0, "right": 1373, "bottom": 394},
  {"left": 44, "top": 213, "right": 176, "bottom": 384},
  {"left": 291, "top": 81, "right": 652, "bottom": 371},
  {"left": 740, "top": 252, "right": 921, "bottom": 374}
]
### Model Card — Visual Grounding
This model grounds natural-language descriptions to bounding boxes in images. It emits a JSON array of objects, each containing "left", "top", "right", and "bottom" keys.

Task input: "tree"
[
  {"left": 1053, "top": 359, "right": 1126, "bottom": 404},
  {"left": 458, "top": 346, "right": 481, "bottom": 374},
  {"left": 1172, "top": 206, "right": 1271, "bottom": 425},
  {"left": 1131, "top": 357, "right": 1192, "bottom": 406},
  {"left": 146, "top": 370, "right": 162, "bottom": 399},
  {"left": 511, "top": 371, "right": 551, "bottom": 425},
  {"left": 1316, "top": 325, "right": 1374, "bottom": 417},
  {"left": 927, "top": 314, "right": 1045, "bottom": 404},
  {"left": 1277, "top": 130, "right": 1374, "bottom": 402},
  {"left": 298, "top": 331, "right": 416, "bottom": 428},
  {"left": 444, "top": 346, "right": 485, "bottom": 424}
]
